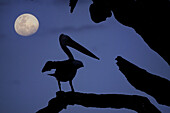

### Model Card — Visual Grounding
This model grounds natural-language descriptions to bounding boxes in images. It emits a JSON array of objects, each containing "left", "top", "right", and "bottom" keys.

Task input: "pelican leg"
[
  {"left": 69, "top": 80, "right": 75, "bottom": 92},
  {"left": 57, "top": 80, "right": 62, "bottom": 91}
]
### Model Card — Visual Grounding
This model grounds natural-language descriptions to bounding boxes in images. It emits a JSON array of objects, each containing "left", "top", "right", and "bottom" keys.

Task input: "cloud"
[
  {"left": 38, "top": 24, "right": 107, "bottom": 37},
  {"left": 50, "top": 24, "right": 106, "bottom": 33}
]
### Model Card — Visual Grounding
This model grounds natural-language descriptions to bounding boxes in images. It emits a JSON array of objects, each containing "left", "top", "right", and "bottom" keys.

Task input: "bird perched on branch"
[{"left": 42, "top": 34, "right": 99, "bottom": 92}]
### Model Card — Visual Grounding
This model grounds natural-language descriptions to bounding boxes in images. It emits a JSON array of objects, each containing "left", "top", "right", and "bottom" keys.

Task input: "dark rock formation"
[
  {"left": 116, "top": 56, "right": 170, "bottom": 106},
  {"left": 36, "top": 91, "right": 160, "bottom": 113},
  {"left": 89, "top": 0, "right": 170, "bottom": 65}
]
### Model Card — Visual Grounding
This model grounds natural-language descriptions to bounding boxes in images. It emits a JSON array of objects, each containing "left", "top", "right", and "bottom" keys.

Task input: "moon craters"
[{"left": 14, "top": 13, "right": 39, "bottom": 36}]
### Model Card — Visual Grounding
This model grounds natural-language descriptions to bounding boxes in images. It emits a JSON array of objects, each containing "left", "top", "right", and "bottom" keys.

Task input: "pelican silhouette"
[{"left": 42, "top": 34, "right": 99, "bottom": 92}]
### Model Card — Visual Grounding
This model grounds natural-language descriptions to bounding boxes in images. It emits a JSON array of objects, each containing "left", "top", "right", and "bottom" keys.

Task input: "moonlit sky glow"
[{"left": 0, "top": 0, "right": 169, "bottom": 113}]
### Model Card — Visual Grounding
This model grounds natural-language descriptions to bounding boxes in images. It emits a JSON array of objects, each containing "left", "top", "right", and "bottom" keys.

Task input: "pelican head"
[
  {"left": 72, "top": 60, "right": 84, "bottom": 69},
  {"left": 59, "top": 34, "right": 100, "bottom": 60}
]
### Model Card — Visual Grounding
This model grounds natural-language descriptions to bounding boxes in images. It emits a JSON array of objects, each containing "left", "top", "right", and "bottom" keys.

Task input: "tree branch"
[
  {"left": 89, "top": 0, "right": 170, "bottom": 65},
  {"left": 36, "top": 91, "right": 160, "bottom": 113},
  {"left": 116, "top": 56, "right": 170, "bottom": 106}
]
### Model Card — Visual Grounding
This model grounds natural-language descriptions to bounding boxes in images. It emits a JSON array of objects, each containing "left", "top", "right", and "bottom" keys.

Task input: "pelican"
[{"left": 42, "top": 34, "right": 99, "bottom": 92}]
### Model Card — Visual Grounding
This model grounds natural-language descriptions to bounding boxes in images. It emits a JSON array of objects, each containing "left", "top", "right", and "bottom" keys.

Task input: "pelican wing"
[
  {"left": 42, "top": 61, "right": 58, "bottom": 73},
  {"left": 42, "top": 60, "right": 75, "bottom": 73}
]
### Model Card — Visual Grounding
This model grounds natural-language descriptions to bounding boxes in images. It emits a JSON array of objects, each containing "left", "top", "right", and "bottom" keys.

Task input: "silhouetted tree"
[
  {"left": 36, "top": 1, "right": 170, "bottom": 112},
  {"left": 69, "top": 0, "right": 170, "bottom": 107},
  {"left": 88, "top": 0, "right": 170, "bottom": 65},
  {"left": 116, "top": 56, "right": 170, "bottom": 106},
  {"left": 36, "top": 91, "right": 161, "bottom": 113}
]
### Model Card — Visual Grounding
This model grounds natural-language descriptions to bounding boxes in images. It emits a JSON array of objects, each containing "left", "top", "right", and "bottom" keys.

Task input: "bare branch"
[
  {"left": 116, "top": 56, "right": 170, "bottom": 106},
  {"left": 36, "top": 91, "right": 160, "bottom": 113}
]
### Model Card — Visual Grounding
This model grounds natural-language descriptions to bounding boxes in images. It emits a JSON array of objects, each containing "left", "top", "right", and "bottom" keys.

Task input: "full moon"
[{"left": 14, "top": 13, "right": 39, "bottom": 36}]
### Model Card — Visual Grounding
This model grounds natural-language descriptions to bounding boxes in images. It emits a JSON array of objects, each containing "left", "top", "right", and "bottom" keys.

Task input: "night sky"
[{"left": 0, "top": 0, "right": 169, "bottom": 113}]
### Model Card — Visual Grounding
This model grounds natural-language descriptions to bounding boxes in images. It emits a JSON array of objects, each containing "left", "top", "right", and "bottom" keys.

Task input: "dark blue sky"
[{"left": 0, "top": 0, "right": 169, "bottom": 113}]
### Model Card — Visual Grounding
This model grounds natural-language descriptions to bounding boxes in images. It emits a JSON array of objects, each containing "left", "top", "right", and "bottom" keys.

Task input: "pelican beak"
[
  {"left": 42, "top": 61, "right": 53, "bottom": 73},
  {"left": 60, "top": 34, "right": 99, "bottom": 60}
]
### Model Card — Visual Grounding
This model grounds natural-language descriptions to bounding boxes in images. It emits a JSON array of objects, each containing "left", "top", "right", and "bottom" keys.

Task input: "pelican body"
[{"left": 42, "top": 34, "right": 99, "bottom": 92}]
